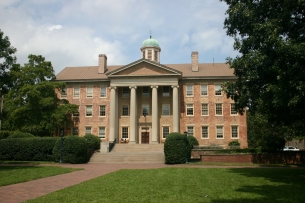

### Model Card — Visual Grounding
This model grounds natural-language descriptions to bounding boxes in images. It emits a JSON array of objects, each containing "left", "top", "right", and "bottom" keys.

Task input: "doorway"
[{"left": 141, "top": 132, "right": 149, "bottom": 144}]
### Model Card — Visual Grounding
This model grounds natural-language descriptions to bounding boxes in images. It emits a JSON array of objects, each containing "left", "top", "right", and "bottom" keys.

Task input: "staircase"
[{"left": 89, "top": 144, "right": 165, "bottom": 164}]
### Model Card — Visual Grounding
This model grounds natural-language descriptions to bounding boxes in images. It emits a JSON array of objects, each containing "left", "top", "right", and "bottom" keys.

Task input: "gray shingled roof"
[{"left": 55, "top": 62, "right": 234, "bottom": 81}]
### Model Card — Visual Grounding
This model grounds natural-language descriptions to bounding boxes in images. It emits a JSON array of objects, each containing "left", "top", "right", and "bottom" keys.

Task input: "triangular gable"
[{"left": 106, "top": 59, "right": 181, "bottom": 77}]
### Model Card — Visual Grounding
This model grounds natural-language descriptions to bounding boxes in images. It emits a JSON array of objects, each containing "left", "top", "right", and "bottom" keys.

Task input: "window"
[
  {"left": 99, "top": 127, "right": 105, "bottom": 138},
  {"left": 186, "top": 85, "right": 193, "bottom": 96},
  {"left": 231, "top": 126, "right": 238, "bottom": 138},
  {"left": 201, "top": 126, "right": 208, "bottom": 138},
  {"left": 148, "top": 50, "right": 152, "bottom": 60},
  {"left": 154, "top": 50, "right": 158, "bottom": 61},
  {"left": 100, "top": 86, "right": 106, "bottom": 97},
  {"left": 61, "top": 87, "right": 67, "bottom": 98},
  {"left": 142, "top": 87, "right": 149, "bottom": 97},
  {"left": 72, "top": 127, "right": 78, "bottom": 136},
  {"left": 122, "top": 87, "right": 129, "bottom": 98},
  {"left": 74, "top": 87, "right": 80, "bottom": 98},
  {"left": 162, "top": 104, "right": 170, "bottom": 115},
  {"left": 122, "top": 105, "right": 129, "bottom": 116},
  {"left": 201, "top": 104, "right": 208, "bottom": 115},
  {"left": 142, "top": 104, "right": 149, "bottom": 115},
  {"left": 87, "top": 87, "right": 93, "bottom": 98},
  {"left": 163, "top": 86, "right": 170, "bottom": 97},
  {"left": 86, "top": 106, "right": 92, "bottom": 116},
  {"left": 215, "top": 85, "right": 222, "bottom": 95},
  {"left": 122, "top": 127, "right": 129, "bottom": 139},
  {"left": 162, "top": 127, "right": 170, "bottom": 138},
  {"left": 99, "top": 105, "right": 106, "bottom": 117},
  {"left": 73, "top": 106, "right": 79, "bottom": 117},
  {"left": 216, "top": 126, "right": 223, "bottom": 138},
  {"left": 231, "top": 103, "right": 237, "bottom": 115},
  {"left": 187, "top": 126, "right": 194, "bottom": 136},
  {"left": 216, "top": 104, "right": 222, "bottom": 115},
  {"left": 85, "top": 127, "right": 92, "bottom": 135},
  {"left": 186, "top": 104, "right": 194, "bottom": 116},
  {"left": 201, "top": 85, "right": 208, "bottom": 96}
]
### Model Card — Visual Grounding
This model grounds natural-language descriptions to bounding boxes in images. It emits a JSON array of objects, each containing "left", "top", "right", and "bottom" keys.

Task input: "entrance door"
[{"left": 141, "top": 132, "right": 149, "bottom": 144}]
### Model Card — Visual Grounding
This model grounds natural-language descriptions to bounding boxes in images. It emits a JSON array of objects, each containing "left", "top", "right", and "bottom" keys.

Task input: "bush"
[
  {"left": 52, "top": 136, "right": 88, "bottom": 164},
  {"left": 0, "top": 131, "right": 13, "bottom": 139},
  {"left": 164, "top": 132, "right": 189, "bottom": 164},
  {"left": 83, "top": 134, "right": 101, "bottom": 150},
  {"left": 187, "top": 136, "right": 199, "bottom": 158},
  {"left": 0, "top": 137, "right": 58, "bottom": 161},
  {"left": 8, "top": 132, "right": 35, "bottom": 139}
]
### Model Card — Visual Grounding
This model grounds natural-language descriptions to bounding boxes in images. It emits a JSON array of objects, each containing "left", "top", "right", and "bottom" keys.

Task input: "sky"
[{"left": 0, "top": 0, "right": 237, "bottom": 74}]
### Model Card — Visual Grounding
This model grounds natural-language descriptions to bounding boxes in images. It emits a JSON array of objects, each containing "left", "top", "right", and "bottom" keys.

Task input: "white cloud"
[{"left": 47, "top": 25, "right": 62, "bottom": 31}]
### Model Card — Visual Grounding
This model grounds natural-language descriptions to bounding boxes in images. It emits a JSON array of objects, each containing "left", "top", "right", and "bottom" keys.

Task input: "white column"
[
  {"left": 151, "top": 86, "right": 158, "bottom": 143},
  {"left": 129, "top": 86, "right": 137, "bottom": 143},
  {"left": 109, "top": 86, "right": 117, "bottom": 142},
  {"left": 172, "top": 85, "right": 179, "bottom": 132}
]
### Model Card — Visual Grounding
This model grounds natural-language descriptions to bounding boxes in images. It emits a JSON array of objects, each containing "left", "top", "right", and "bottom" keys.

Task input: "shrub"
[
  {"left": 187, "top": 136, "right": 199, "bottom": 158},
  {"left": 83, "top": 134, "right": 101, "bottom": 150},
  {"left": 8, "top": 132, "right": 35, "bottom": 139},
  {"left": 164, "top": 132, "right": 189, "bottom": 164},
  {"left": 228, "top": 140, "right": 240, "bottom": 148},
  {"left": 52, "top": 136, "right": 88, "bottom": 164},
  {"left": 0, "top": 131, "right": 13, "bottom": 139}
]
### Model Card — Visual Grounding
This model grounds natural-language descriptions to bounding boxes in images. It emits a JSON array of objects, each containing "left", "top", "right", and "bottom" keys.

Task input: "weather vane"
[{"left": 150, "top": 30, "right": 152, "bottom": 39}]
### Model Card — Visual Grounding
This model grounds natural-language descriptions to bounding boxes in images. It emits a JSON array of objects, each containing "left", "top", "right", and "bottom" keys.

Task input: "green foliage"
[
  {"left": 221, "top": 1, "right": 305, "bottom": 138},
  {"left": 83, "top": 134, "right": 101, "bottom": 150},
  {"left": 2, "top": 54, "right": 78, "bottom": 136},
  {"left": 0, "top": 137, "right": 57, "bottom": 161},
  {"left": 164, "top": 132, "right": 189, "bottom": 164},
  {"left": 8, "top": 132, "right": 35, "bottom": 139},
  {"left": 0, "top": 30, "right": 17, "bottom": 94},
  {"left": 52, "top": 136, "right": 88, "bottom": 164},
  {"left": 187, "top": 135, "right": 199, "bottom": 158},
  {"left": 228, "top": 140, "right": 240, "bottom": 147},
  {"left": 0, "top": 130, "right": 13, "bottom": 139}
]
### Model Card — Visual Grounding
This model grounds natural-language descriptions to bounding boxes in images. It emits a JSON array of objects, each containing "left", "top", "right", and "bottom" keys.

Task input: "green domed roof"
[{"left": 141, "top": 37, "right": 160, "bottom": 48}]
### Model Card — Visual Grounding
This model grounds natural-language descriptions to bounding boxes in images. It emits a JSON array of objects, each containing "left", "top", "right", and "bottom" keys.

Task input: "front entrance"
[{"left": 141, "top": 132, "right": 149, "bottom": 144}]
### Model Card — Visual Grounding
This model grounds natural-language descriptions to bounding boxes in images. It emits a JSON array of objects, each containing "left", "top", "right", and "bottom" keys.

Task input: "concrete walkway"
[{"left": 0, "top": 163, "right": 282, "bottom": 203}]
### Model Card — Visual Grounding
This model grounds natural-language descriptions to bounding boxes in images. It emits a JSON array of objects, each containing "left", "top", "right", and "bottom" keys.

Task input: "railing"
[{"left": 108, "top": 138, "right": 116, "bottom": 152}]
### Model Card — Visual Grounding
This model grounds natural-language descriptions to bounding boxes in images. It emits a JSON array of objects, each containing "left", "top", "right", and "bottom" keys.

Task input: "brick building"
[{"left": 55, "top": 37, "right": 247, "bottom": 148}]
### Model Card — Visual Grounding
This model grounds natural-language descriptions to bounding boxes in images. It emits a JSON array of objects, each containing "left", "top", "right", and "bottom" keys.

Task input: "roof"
[
  {"left": 141, "top": 37, "right": 160, "bottom": 48},
  {"left": 55, "top": 62, "right": 235, "bottom": 81}
]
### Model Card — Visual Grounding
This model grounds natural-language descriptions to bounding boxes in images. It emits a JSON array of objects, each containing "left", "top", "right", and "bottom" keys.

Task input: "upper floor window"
[
  {"left": 187, "top": 126, "right": 194, "bottom": 136},
  {"left": 201, "top": 85, "right": 208, "bottom": 96},
  {"left": 216, "top": 126, "right": 223, "bottom": 138},
  {"left": 202, "top": 126, "right": 209, "bottom": 139},
  {"left": 142, "top": 87, "right": 149, "bottom": 97},
  {"left": 142, "top": 104, "right": 149, "bottom": 116},
  {"left": 231, "top": 126, "right": 238, "bottom": 138},
  {"left": 86, "top": 105, "right": 92, "bottom": 116},
  {"left": 163, "top": 86, "right": 170, "bottom": 97},
  {"left": 186, "top": 85, "right": 193, "bottom": 96},
  {"left": 122, "top": 105, "right": 129, "bottom": 116},
  {"left": 215, "top": 84, "right": 222, "bottom": 96},
  {"left": 216, "top": 103, "right": 223, "bottom": 115},
  {"left": 231, "top": 103, "right": 238, "bottom": 115},
  {"left": 100, "top": 86, "right": 106, "bottom": 98},
  {"left": 162, "top": 104, "right": 170, "bottom": 115},
  {"left": 87, "top": 87, "right": 93, "bottom": 98},
  {"left": 122, "top": 87, "right": 129, "bottom": 98},
  {"left": 73, "top": 87, "right": 80, "bottom": 98},
  {"left": 73, "top": 106, "right": 79, "bottom": 117},
  {"left": 186, "top": 104, "right": 194, "bottom": 116},
  {"left": 99, "top": 127, "right": 105, "bottom": 138},
  {"left": 201, "top": 104, "right": 208, "bottom": 116},
  {"left": 61, "top": 87, "right": 67, "bottom": 98},
  {"left": 99, "top": 105, "right": 106, "bottom": 117}
]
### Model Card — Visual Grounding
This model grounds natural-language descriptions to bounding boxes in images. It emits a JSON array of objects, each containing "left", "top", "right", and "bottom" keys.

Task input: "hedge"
[
  {"left": 83, "top": 134, "right": 101, "bottom": 150},
  {"left": 164, "top": 132, "right": 189, "bottom": 164}
]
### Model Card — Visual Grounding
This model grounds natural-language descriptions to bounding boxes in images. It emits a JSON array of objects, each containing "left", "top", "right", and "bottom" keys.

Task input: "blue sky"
[{"left": 0, "top": 0, "right": 237, "bottom": 74}]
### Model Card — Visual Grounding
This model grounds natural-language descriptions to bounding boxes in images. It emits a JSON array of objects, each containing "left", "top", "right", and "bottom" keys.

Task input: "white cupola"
[{"left": 140, "top": 36, "right": 161, "bottom": 63}]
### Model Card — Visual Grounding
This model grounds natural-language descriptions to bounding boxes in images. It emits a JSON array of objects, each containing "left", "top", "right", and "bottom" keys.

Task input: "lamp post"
[
  {"left": 59, "top": 128, "right": 64, "bottom": 163},
  {"left": 143, "top": 110, "right": 147, "bottom": 142},
  {"left": 184, "top": 131, "right": 188, "bottom": 164}
]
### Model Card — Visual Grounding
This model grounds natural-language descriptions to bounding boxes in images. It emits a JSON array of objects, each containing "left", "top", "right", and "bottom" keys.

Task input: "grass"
[
  {"left": 26, "top": 167, "right": 305, "bottom": 203},
  {"left": 0, "top": 165, "right": 81, "bottom": 186}
]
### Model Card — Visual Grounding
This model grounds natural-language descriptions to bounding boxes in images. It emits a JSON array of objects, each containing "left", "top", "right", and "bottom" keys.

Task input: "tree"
[
  {"left": 221, "top": 1, "right": 305, "bottom": 138},
  {"left": 2, "top": 55, "right": 78, "bottom": 136},
  {"left": 0, "top": 30, "right": 17, "bottom": 94}
]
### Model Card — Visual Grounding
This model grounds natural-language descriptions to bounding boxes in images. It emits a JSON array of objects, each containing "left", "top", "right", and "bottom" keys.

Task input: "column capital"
[
  {"left": 150, "top": 85, "right": 158, "bottom": 89},
  {"left": 171, "top": 85, "right": 179, "bottom": 89},
  {"left": 129, "top": 86, "right": 137, "bottom": 89},
  {"left": 110, "top": 86, "right": 117, "bottom": 90}
]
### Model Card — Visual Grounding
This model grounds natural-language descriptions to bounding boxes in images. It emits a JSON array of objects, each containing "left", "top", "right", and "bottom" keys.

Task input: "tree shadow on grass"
[{"left": 211, "top": 168, "right": 305, "bottom": 203}]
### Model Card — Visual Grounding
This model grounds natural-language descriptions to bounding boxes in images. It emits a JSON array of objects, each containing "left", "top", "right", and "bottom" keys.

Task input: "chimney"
[
  {"left": 191, "top": 52, "right": 199, "bottom": 72},
  {"left": 98, "top": 54, "right": 107, "bottom": 74}
]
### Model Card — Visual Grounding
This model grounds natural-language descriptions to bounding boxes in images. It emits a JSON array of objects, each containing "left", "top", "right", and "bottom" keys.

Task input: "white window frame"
[
  {"left": 86, "top": 105, "right": 92, "bottom": 116},
  {"left": 87, "top": 87, "right": 93, "bottom": 98},
  {"left": 215, "top": 103, "right": 223, "bottom": 115},
  {"left": 73, "top": 87, "right": 80, "bottom": 98},
  {"left": 85, "top": 126, "right": 92, "bottom": 135},
  {"left": 231, "top": 103, "right": 238, "bottom": 115},
  {"left": 231, "top": 126, "right": 239, "bottom": 138},
  {"left": 201, "top": 103, "right": 208, "bottom": 116},
  {"left": 122, "top": 105, "right": 129, "bottom": 116},
  {"left": 186, "top": 85, "right": 193, "bottom": 96},
  {"left": 100, "top": 86, "right": 106, "bottom": 98},
  {"left": 215, "top": 84, "right": 222, "bottom": 96},
  {"left": 99, "top": 105, "right": 106, "bottom": 117},
  {"left": 201, "top": 126, "right": 209, "bottom": 139},
  {"left": 162, "top": 104, "right": 170, "bottom": 116},
  {"left": 61, "top": 87, "right": 67, "bottom": 99},
  {"left": 99, "top": 127, "right": 106, "bottom": 138},
  {"left": 162, "top": 126, "right": 170, "bottom": 139},
  {"left": 216, "top": 126, "right": 224, "bottom": 139},
  {"left": 122, "top": 127, "right": 129, "bottom": 139},
  {"left": 201, "top": 85, "right": 208, "bottom": 96},
  {"left": 163, "top": 86, "right": 170, "bottom": 97},
  {"left": 187, "top": 126, "right": 194, "bottom": 136},
  {"left": 186, "top": 104, "right": 194, "bottom": 116},
  {"left": 72, "top": 127, "right": 79, "bottom": 136}
]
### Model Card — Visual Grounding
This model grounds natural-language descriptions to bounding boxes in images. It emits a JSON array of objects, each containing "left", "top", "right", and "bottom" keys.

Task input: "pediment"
[{"left": 106, "top": 59, "right": 181, "bottom": 77}]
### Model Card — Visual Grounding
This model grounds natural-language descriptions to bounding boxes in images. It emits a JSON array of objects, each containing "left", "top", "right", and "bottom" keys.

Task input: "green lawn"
[
  {"left": 26, "top": 167, "right": 305, "bottom": 203},
  {"left": 0, "top": 165, "right": 81, "bottom": 186}
]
